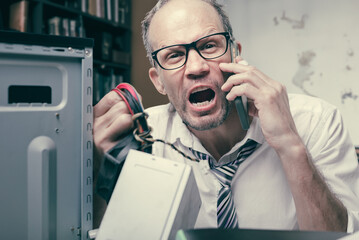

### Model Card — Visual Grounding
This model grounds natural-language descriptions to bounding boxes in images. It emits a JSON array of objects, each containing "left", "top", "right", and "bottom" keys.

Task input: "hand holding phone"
[{"left": 230, "top": 41, "right": 250, "bottom": 130}]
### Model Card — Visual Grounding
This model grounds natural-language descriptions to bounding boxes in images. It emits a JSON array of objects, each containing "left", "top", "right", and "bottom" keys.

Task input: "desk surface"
[{"left": 176, "top": 229, "right": 348, "bottom": 240}]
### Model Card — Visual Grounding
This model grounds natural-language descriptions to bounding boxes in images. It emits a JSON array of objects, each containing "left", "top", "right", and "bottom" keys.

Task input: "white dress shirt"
[{"left": 145, "top": 93, "right": 359, "bottom": 233}]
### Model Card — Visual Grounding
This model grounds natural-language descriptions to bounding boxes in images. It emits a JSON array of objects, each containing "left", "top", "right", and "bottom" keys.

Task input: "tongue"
[{"left": 190, "top": 89, "right": 214, "bottom": 103}]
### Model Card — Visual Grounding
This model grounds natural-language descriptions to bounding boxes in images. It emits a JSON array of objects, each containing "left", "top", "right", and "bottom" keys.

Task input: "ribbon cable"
[{"left": 111, "top": 83, "right": 151, "bottom": 144}]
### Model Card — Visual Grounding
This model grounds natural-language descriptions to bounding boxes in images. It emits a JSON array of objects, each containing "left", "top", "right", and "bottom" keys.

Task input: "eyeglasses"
[{"left": 151, "top": 32, "right": 231, "bottom": 70}]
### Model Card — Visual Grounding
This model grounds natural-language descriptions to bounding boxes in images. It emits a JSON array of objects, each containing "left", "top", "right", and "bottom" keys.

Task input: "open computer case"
[{"left": 0, "top": 30, "right": 94, "bottom": 240}]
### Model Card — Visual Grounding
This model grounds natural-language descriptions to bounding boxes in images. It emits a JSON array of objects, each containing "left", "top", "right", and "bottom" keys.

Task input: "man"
[{"left": 94, "top": 0, "right": 359, "bottom": 232}]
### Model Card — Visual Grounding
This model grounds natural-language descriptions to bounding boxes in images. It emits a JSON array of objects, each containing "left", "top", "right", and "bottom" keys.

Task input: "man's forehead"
[{"left": 148, "top": 0, "right": 223, "bottom": 49}]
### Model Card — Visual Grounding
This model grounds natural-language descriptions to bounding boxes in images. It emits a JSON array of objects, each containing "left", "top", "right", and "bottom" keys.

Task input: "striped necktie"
[{"left": 191, "top": 139, "right": 259, "bottom": 228}]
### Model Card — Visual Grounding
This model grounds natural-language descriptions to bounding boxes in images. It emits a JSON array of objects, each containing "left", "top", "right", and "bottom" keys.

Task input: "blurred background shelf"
[{"left": 0, "top": 0, "right": 131, "bottom": 105}]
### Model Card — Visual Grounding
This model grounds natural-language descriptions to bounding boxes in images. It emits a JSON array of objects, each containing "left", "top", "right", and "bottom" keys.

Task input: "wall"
[
  {"left": 223, "top": 0, "right": 359, "bottom": 145},
  {"left": 131, "top": 0, "right": 169, "bottom": 109}
]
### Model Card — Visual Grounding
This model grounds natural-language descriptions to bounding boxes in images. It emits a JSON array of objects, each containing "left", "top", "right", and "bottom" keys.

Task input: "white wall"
[{"left": 223, "top": 0, "right": 359, "bottom": 145}]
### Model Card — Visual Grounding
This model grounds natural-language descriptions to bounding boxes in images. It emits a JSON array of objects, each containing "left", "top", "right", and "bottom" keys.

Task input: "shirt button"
[{"left": 201, "top": 162, "right": 210, "bottom": 174}]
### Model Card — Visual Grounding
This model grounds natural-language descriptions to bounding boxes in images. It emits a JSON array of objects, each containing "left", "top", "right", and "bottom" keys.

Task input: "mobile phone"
[{"left": 230, "top": 40, "right": 250, "bottom": 130}]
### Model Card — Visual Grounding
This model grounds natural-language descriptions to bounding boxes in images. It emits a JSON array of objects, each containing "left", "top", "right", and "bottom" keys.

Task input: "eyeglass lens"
[{"left": 156, "top": 33, "right": 228, "bottom": 70}]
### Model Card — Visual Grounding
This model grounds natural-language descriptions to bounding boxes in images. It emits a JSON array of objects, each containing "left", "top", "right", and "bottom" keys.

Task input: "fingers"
[
  {"left": 94, "top": 91, "right": 133, "bottom": 130},
  {"left": 219, "top": 60, "right": 249, "bottom": 74},
  {"left": 220, "top": 60, "right": 285, "bottom": 101},
  {"left": 224, "top": 73, "right": 287, "bottom": 109},
  {"left": 96, "top": 100, "right": 133, "bottom": 135},
  {"left": 221, "top": 67, "right": 264, "bottom": 102},
  {"left": 221, "top": 62, "right": 269, "bottom": 87},
  {"left": 93, "top": 91, "right": 134, "bottom": 154},
  {"left": 219, "top": 59, "right": 289, "bottom": 118},
  {"left": 94, "top": 91, "right": 123, "bottom": 118}
]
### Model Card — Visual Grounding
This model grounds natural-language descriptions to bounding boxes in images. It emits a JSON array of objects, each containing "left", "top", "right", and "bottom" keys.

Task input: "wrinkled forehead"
[{"left": 148, "top": 0, "right": 224, "bottom": 51}]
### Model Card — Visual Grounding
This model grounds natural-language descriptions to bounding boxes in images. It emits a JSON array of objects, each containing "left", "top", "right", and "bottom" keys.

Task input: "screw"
[{"left": 85, "top": 49, "right": 92, "bottom": 57}]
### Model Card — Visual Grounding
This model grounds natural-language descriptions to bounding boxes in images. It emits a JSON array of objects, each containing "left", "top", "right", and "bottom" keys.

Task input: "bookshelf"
[{"left": 0, "top": 0, "right": 131, "bottom": 105}]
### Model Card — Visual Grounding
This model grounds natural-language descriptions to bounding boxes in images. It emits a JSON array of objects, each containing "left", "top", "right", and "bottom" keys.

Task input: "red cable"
[
  {"left": 111, "top": 88, "right": 134, "bottom": 115},
  {"left": 116, "top": 83, "right": 140, "bottom": 102},
  {"left": 112, "top": 83, "right": 147, "bottom": 134}
]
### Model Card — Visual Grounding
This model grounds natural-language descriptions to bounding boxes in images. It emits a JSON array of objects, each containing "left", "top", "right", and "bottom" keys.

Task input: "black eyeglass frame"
[{"left": 151, "top": 32, "right": 231, "bottom": 70}]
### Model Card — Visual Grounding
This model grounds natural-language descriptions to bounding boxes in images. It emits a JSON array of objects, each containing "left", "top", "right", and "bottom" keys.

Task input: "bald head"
[
  {"left": 141, "top": 0, "right": 233, "bottom": 65},
  {"left": 149, "top": 0, "right": 223, "bottom": 50}
]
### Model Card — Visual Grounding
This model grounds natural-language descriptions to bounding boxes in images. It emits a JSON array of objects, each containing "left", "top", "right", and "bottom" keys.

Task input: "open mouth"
[{"left": 189, "top": 87, "right": 215, "bottom": 107}]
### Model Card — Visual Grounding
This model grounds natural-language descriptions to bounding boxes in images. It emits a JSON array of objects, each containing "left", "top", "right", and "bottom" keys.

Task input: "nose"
[{"left": 184, "top": 48, "right": 210, "bottom": 79}]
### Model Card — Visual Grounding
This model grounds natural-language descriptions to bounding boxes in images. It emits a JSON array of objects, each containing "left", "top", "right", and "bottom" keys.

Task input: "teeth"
[{"left": 192, "top": 99, "right": 213, "bottom": 107}]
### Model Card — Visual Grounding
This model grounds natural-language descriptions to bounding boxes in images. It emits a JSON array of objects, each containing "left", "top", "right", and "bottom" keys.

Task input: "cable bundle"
[
  {"left": 96, "top": 83, "right": 152, "bottom": 202},
  {"left": 112, "top": 83, "right": 152, "bottom": 153}
]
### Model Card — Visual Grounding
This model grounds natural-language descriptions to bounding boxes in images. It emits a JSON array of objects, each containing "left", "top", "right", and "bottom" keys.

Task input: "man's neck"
[{"left": 189, "top": 107, "right": 248, "bottom": 161}]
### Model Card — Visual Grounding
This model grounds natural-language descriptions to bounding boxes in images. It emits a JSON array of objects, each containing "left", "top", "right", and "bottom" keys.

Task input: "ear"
[
  {"left": 236, "top": 41, "right": 242, "bottom": 55},
  {"left": 149, "top": 67, "right": 166, "bottom": 95}
]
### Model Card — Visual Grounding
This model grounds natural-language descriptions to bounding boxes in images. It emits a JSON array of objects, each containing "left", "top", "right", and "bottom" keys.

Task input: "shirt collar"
[{"left": 169, "top": 108, "right": 206, "bottom": 150}]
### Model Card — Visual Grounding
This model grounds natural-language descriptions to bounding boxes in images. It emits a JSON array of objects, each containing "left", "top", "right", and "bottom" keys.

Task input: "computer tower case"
[{"left": 0, "top": 30, "right": 93, "bottom": 240}]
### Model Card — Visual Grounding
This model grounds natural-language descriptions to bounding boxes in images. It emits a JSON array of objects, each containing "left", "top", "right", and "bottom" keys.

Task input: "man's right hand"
[
  {"left": 93, "top": 91, "right": 134, "bottom": 159},
  {"left": 93, "top": 90, "right": 134, "bottom": 226}
]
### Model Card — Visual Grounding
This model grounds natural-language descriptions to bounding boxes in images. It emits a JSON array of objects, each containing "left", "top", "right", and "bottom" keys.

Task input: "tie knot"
[
  {"left": 213, "top": 139, "right": 259, "bottom": 185},
  {"left": 190, "top": 139, "right": 259, "bottom": 186}
]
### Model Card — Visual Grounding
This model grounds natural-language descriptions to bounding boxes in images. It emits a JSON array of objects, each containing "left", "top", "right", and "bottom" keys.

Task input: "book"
[
  {"left": 102, "top": 32, "right": 112, "bottom": 60},
  {"left": 81, "top": 0, "right": 88, "bottom": 13},
  {"left": 105, "top": 0, "right": 112, "bottom": 21},
  {"left": 9, "top": 0, "right": 29, "bottom": 32},
  {"left": 112, "top": 50, "right": 130, "bottom": 65},
  {"left": 69, "top": 19, "right": 77, "bottom": 37},
  {"left": 48, "top": 16, "right": 61, "bottom": 35},
  {"left": 110, "top": 73, "right": 124, "bottom": 90},
  {"left": 118, "top": 0, "right": 128, "bottom": 24},
  {"left": 62, "top": 18, "right": 69, "bottom": 36},
  {"left": 88, "top": 0, "right": 97, "bottom": 16},
  {"left": 96, "top": 0, "right": 103, "bottom": 18},
  {"left": 113, "top": 0, "right": 119, "bottom": 23},
  {"left": 48, "top": 16, "right": 80, "bottom": 37},
  {"left": 93, "top": 32, "right": 113, "bottom": 61},
  {"left": 113, "top": 35, "right": 125, "bottom": 50}
]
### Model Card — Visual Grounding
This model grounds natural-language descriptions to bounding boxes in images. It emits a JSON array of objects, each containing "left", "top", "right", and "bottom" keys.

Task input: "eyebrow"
[{"left": 156, "top": 30, "right": 221, "bottom": 49}]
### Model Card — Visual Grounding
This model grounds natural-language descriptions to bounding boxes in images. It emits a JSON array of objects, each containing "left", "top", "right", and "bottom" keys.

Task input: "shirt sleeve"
[{"left": 308, "top": 106, "right": 359, "bottom": 233}]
